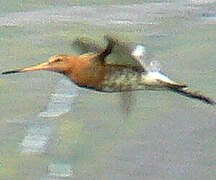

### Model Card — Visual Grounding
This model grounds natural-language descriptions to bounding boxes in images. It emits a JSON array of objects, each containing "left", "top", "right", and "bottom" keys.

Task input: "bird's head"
[{"left": 2, "top": 55, "right": 75, "bottom": 75}]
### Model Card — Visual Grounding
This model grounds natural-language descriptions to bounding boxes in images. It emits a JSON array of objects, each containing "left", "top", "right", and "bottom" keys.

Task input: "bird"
[{"left": 2, "top": 35, "right": 215, "bottom": 105}]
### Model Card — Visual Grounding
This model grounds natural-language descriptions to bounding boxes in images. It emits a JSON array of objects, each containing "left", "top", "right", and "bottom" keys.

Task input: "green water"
[{"left": 0, "top": 1, "right": 216, "bottom": 180}]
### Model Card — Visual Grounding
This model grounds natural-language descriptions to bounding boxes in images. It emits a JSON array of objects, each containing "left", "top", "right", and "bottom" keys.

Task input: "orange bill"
[{"left": 2, "top": 62, "right": 51, "bottom": 75}]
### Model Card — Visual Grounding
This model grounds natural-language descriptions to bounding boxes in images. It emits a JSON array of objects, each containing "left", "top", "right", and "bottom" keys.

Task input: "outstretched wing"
[
  {"left": 72, "top": 35, "right": 147, "bottom": 72},
  {"left": 72, "top": 37, "right": 103, "bottom": 54},
  {"left": 103, "top": 35, "right": 147, "bottom": 72}
]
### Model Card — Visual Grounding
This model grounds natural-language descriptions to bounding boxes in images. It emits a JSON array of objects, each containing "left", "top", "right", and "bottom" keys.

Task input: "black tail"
[{"left": 170, "top": 87, "right": 216, "bottom": 105}]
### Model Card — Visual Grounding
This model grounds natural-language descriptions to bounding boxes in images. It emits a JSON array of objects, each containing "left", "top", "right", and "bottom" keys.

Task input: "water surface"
[{"left": 0, "top": 1, "right": 216, "bottom": 179}]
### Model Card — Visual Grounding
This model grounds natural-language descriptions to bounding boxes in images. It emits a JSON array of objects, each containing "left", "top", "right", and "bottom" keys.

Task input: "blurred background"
[{"left": 0, "top": 0, "right": 216, "bottom": 179}]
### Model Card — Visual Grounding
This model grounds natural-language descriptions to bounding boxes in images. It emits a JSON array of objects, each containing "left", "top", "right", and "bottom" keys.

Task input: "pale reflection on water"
[
  {"left": 38, "top": 164, "right": 74, "bottom": 180},
  {"left": 22, "top": 78, "right": 77, "bottom": 154},
  {"left": 21, "top": 119, "right": 52, "bottom": 154},
  {"left": 39, "top": 78, "right": 77, "bottom": 118},
  {"left": 21, "top": 78, "right": 77, "bottom": 178},
  {"left": 48, "top": 163, "right": 73, "bottom": 178}
]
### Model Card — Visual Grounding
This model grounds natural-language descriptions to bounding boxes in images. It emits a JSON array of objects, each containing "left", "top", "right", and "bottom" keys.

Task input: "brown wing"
[
  {"left": 72, "top": 35, "right": 147, "bottom": 72},
  {"left": 72, "top": 36, "right": 115, "bottom": 63},
  {"left": 103, "top": 35, "right": 147, "bottom": 72},
  {"left": 72, "top": 37, "right": 103, "bottom": 54}
]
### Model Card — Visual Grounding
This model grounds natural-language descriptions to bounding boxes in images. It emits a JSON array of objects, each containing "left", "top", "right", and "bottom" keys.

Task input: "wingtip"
[
  {"left": 72, "top": 37, "right": 103, "bottom": 54},
  {"left": 172, "top": 87, "right": 216, "bottom": 106},
  {"left": 104, "top": 34, "right": 118, "bottom": 44},
  {"left": 205, "top": 98, "right": 216, "bottom": 106},
  {"left": 98, "top": 35, "right": 117, "bottom": 61}
]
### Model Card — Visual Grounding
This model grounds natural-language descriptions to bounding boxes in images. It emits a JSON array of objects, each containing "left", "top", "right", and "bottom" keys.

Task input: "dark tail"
[{"left": 170, "top": 87, "right": 216, "bottom": 105}]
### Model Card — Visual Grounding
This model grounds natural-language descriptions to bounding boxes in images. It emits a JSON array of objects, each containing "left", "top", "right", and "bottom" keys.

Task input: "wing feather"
[{"left": 72, "top": 35, "right": 147, "bottom": 72}]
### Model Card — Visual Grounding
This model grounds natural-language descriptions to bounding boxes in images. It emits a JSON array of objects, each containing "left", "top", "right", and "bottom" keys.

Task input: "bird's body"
[
  {"left": 100, "top": 66, "right": 182, "bottom": 92},
  {"left": 2, "top": 35, "right": 215, "bottom": 105},
  {"left": 46, "top": 53, "right": 184, "bottom": 93}
]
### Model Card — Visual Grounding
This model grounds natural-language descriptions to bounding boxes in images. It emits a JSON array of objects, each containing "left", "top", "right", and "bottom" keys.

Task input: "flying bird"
[{"left": 2, "top": 35, "right": 215, "bottom": 106}]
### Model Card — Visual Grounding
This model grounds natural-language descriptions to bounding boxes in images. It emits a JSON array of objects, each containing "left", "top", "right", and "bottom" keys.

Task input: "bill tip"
[{"left": 2, "top": 70, "right": 21, "bottom": 75}]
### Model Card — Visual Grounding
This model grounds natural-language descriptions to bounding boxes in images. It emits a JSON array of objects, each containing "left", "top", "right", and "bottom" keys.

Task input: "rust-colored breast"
[
  {"left": 65, "top": 54, "right": 145, "bottom": 92},
  {"left": 67, "top": 54, "right": 106, "bottom": 90}
]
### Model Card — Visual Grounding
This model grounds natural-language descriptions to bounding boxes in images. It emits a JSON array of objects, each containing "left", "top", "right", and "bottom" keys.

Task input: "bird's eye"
[{"left": 54, "top": 58, "right": 62, "bottom": 63}]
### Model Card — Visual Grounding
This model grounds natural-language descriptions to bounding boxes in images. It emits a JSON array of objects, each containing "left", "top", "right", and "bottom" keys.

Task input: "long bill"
[{"left": 2, "top": 62, "right": 51, "bottom": 75}]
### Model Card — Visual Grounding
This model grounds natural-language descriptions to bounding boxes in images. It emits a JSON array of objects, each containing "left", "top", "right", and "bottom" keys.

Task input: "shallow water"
[{"left": 0, "top": 0, "right": 216, "bottom": 179}]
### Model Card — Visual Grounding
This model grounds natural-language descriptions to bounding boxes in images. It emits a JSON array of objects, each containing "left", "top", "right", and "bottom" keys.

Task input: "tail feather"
[
  {"left": 157, "top": 79, "right": 187, "bottom": 89},
  {"left": 170, "top": 87, "right": 216, "bottom": 105}
]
